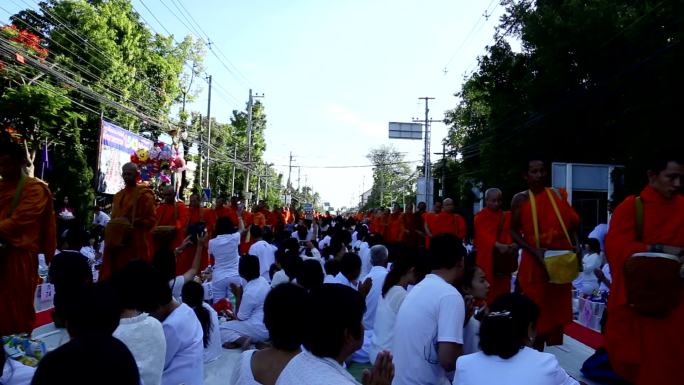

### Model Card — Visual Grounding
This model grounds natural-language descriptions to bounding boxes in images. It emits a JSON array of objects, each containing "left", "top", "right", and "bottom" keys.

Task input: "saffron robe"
[
  {"left": 176, "top": 207, "right": 214, "bottom": 274},
  {"left": 604, "top": 185, "right": 684, "bottom": 385},
  {"left": 153, "top": 202, "right": 188, "bottom": 253},
  {"left": 101, "top": 185, "right": 156, "bottom": 280},
  {"left": 425, "top": 211, "right": 467, "bottom": 248},
  {"left": 0, "top": 177, "right": 56, "bottom": 335},
  {"left": 517, "top": 188, "right": 578, "bottom": 342},
  {"left": 474, "top": 208, "right": 513, "bottom": 302}
]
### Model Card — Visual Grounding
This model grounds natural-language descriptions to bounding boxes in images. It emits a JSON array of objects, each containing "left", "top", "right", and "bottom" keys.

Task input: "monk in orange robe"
[
  {"left": 213, "top": 196, "right": 232, "bottom": 220},
  {"left": 604, "top": 157, "right": 684, "bottom": 385},
  {"left": 386, "top": 203, "right": 404, "bottom": 243},
  {"left": 425, "top": 198, "right": 466, "bottom": 248},
  {"left": 152, "top": 185, "right": 187, "bottom": 254},
  {"left": 474, "top": 188, "right": 518, "bottom": 302},
  {"left": 239, "top": 208, "right": 255, "bottom": 255},
  {"left": 101, "top": 163, "right": 157, "bottom": 280},
  {"left": 0, "top": 136, "right": 57, "bottom": 335},
  {"left": 400, "top": 203, "right": 419, "bottom": 247},
  {"left": 511, "top": 159, "right": 580, "bottom": 350},
  {"left": 270, "top": 207, "right": 286, "bottom": 235},
  {"left": 176, "top": 192, "right": 214, "bottom": 274}
]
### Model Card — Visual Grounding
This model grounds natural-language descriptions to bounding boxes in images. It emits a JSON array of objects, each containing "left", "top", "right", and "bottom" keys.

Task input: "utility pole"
[
  {"left": 434, "top": 139, "right": 448, "bottom": 197},
  {"left": 205, "top": 75, "right": 212, "bottom": 189},
  {"left": 230, "top": 146, "right": 237, "bottom": 197},
  {"left": 413, "top": 97, "right": 441, "bottom": 209},
  {"left": 297, "top": 166, "right": 301, "bottom": 192},
  {"left": 243, "top": 89, "right": 264, "bottom": 207},
  {"left": 287, "top": 152, "right": 294, "bottom": 190},
  {"left": 198, "top": 113, "right": 203, "bottom": 189}
]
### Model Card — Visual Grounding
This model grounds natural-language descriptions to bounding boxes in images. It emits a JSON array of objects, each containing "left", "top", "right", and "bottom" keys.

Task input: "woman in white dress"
[
  {"left": 368, "top": 255, "right": 418, "bottom": 364},
  {"left": 454, "top": 293, "right": 580, "bottom": 385},
  {"left": 181, "top": 280, "right": 222, "bottom": 363},
  {"left": 460, "top": 261, "right": 491, "bottom": 355}
]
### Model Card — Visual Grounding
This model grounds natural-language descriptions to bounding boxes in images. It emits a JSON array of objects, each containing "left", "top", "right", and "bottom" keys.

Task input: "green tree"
[
  {"left": 364, "top": 145, "right": 415, "bottom": 210},
  {"left": 445, "top": 0, "right": 684, "bottom": 206}
]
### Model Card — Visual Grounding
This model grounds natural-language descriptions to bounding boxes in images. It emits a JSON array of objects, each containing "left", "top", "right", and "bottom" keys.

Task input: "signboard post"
[
  {"left": 388, "top": 122, "right": 423, "bottom": 140},
  {"left": 303, "top": 203, "right": 314, "bottom": 220}
]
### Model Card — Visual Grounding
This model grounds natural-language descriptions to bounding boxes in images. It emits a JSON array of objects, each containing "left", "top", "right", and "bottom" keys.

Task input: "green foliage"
[
  {"left": 364, "top": 145, "right": 415, "bottom": 210},
  {"left": 446, "top": 0, "right": 684, "bottom": 205}
]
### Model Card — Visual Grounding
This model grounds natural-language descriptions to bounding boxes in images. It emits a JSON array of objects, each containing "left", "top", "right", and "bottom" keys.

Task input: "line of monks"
[{"left": 1, "top": 131, "right": 682, "bottom": 385}]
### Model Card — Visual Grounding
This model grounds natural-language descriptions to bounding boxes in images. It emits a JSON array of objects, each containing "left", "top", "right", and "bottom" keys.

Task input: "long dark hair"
[
  {"left": 381, "top": 254, "right": 417, "bottom": 297},
  {"left": 181, "top": 281, "right": 211, "bottom": 348}
]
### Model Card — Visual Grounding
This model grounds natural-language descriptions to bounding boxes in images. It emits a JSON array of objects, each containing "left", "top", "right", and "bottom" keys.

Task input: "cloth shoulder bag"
[
  {"left": 152, "top": 203, "right": 178, "bottom": 244},
  {"left": 530, "top": 188, "right": 579, "bottom": 284},
  {"left": 624, "top": 196, "right": 682, "bottom": 318}
]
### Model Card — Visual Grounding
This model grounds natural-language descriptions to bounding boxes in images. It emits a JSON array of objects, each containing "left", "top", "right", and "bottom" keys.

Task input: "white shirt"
[
  {"left": 369, "top": 285, "right": 407, "bottom": 365},
  {"left": 79, "top": 246, "right": 97, "bottom": 262},
  {"left": 0, "top": 359, "right": 35, "bottom": 385},
  {"left": 330, "top": 272, "right": 357, "bottom": 290},
  {"left": 248, "top": 240, "right": 277, "bottom": 281},
  {"left": 237, "top": 277, "right": 270, "bottom": 331},
  {"left": 392, "top": 274, "right": 465, "bottom": 385},
  {"left": 359, "top": 246, "right": 372, "bottom": 277},
  {"left": 276, "top": 350, "right": 359, "bottom": 385},
  {"left": 454, "top": 347, "right": 580, "bottom": 385},
  {"left": 230, "top": 349, "right": 259, "bottom": 385},
  {"left": 169, "top": 275, "right": 185, "bottom": 302},
  {"left": 113, "top": 312, "right": 167, "bottom": 385},
  {"left": 323, "top": 274, "right": 337, "bottom": 284},
  {"left": 161, "top": 303, "right": 204, "bottom": 385},
  {"left": 362, "top": 266, "right": 388, "bottom": 330},
  {"left": 203, "top": 303, "right": 222, "bottom": 363},
  {"left": 574, "top": 252, "right": 602, "bottom": 295},
  {"left": 318, "top": 235, "right": 332, "bottom": 250},
  {"left": 588, "top": 223, "right": 608, "bottom": 251},
  {"left": 93, "top": 210, "right": 111, "bottom": 227},
  {"left": 271, "top": 270, "right": 291, "bottom": 287},
  {"left": 599, "top": 263, "right": 611, "bottom": 292},
  {"left": 462, "top": 316, "right": 481, "bottom": 355},
  {"left": 209, "top": 232, "right": 241, "bottom": 282}
]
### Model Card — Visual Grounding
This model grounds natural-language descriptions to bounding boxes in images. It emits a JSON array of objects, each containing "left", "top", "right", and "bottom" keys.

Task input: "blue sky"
[{"left": 2, "top": 0, "right": 508, "bottom": 209}]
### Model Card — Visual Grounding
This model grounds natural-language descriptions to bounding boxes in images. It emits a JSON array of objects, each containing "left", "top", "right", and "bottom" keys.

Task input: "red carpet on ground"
[
  {"left": 566, "top": 321, "right": 603, "bottom": 349},
  {"left": 34, "top": 310, "right": 52, "bottom": 329}
]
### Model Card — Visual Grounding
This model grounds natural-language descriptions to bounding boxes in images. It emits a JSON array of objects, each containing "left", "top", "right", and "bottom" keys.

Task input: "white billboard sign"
[{"left": 389, "top": 122, "right": 423, "bottom": 140}]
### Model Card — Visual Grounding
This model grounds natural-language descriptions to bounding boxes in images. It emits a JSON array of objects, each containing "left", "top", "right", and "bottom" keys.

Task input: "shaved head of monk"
[
  {"left": 121, "top": 163, "right": 139, "bottom": 188},
  {"left": 442, "top": 198, "right": 455, "bottom": 213},
  {"left": 484, "top": 188, "right": 503, "bottom": 211},
  {"left": 647, "top": 155, "right": 684, "bottom": 200}
]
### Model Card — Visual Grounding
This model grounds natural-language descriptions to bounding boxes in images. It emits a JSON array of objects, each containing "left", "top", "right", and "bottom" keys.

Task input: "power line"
[{"left": 443, "top": 0, "right": 500, "bottom": 72}]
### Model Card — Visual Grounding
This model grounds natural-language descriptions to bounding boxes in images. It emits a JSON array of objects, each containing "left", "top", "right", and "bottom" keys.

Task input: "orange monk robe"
[
  {"left": 399, "top": 212, "right": 418, "bottom": 247},
  {"left": 176, "top": 207, "right": 214, "bottom": 274},
  {"left": 369, "top": 216, "right": 382, "bottom": 234},
  {"left": 386, "top": 212, "right": 404, "bottom": 243},
  {"left": 253, "top": 211, "right": 268, "bottom": 228},
  {"left": 518, "top": 188, "right": 578, "bottom": 344},
  {"left": 474, "top": 208, "right": 513, "bottom": 302},
  {"left": 270, "top": 210, "right": 286, "bottom": 234},
  {"left": 153, "top": 202, "right": 188, "bottom": 253},
  {"left": 604, "top": 185, "right": 684, "bottom": 385},
  {"left": 101, "top": 185, "right": 156, "bottom": 280},
  {"left": 213, "top": 206, "right": 232, "bottom": 219},
  {"left": 426, "top": 212, "right": 467, "bottom": 249},
  {"left": 239, "top": 211, "right": 255, "bottom": 255},
  {"left": 0, "top": 177, "right": 56, "bottom": 335}
]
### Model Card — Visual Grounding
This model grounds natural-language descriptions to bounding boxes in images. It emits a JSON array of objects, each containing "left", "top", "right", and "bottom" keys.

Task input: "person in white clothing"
[
  {"left": 331, "top": 253, "right": 373, "bottom": 296},
  {"left": 392, "top": 233, "right": 467, "bottom": 385},
  {"left": 352, "top": 245, "right": 389, "bottom": 363},
  {"left": 221, "top": 255, "right": 270, "bottom": 348},
  {"left": 210, "top": 215, "right": 247, "bottom": 303},
  {"left": 247, "top": 225, "right": 277, "bottom": 281},
  {"left": 92, "top": 206, "right": 111, "bottom": 227},
  {"left": 182, "top": 280, "right": 222, "bottom": 363},
  {"left": 369, "top": 254, "right": 420, "bottom": 365},
  {"left": 460, "top": 261, "right": 491, "bottom": 355},
  {"left": 573, "top": 238, "right": 602, "bottom": 295},
  {"left": 454, "top": 293, "right": 580, "bottom": 385},
  {"left": 1, "top": 349, "right": 34, "bottom": 385},
  {"left": 148, "top": 267, "right": 204, "bottom": 385},
  {"left": 231, "top": 283, "right": 308, "bottom": 385},
  {"left": 112, "top": 261, "right": 167, "bottom": 385},
  {"left": 276, "top": 284, "right": 395, "bottom": 385}
]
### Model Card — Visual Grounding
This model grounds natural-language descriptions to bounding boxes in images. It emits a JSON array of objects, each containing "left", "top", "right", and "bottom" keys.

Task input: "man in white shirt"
[
  {"left": 92, "top": 206, "right": 111, "bottom": 228},
  {"left": 330, "top": 252, "right": 363, "bottom": 289},
  {"left": 209, "top": 217, "right": 244, "bottom": 303},
  {"left": 392, "top": 233, "right": 467, "bottom": 385},
  {"left": 352, "top": 245, "right": 389, "bottom": 363},
  {"left": 247, "top": 225, "right": 277, "bottom": 281}
]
